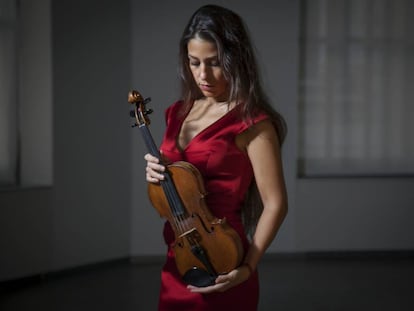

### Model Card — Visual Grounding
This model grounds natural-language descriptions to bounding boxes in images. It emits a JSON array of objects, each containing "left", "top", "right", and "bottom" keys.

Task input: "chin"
[{"left": 201, "top": 91, "right": 215, "bottom": 98}]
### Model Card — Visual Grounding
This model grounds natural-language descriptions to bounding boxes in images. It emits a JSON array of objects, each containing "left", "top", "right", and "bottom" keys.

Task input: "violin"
[{"left": 128, "top": 90, "right": 243, "bottom": 287}]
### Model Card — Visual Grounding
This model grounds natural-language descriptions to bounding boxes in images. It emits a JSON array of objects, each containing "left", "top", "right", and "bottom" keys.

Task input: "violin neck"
[{"left": 139, "top": 124, "right": 162, "bottom": 160}]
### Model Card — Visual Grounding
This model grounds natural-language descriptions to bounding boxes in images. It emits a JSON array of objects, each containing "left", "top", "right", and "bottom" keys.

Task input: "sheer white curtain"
[
  {"left": 299, "top": 0, "right": 414, "bottom": 176},
  {"left": 0, "top": 0, "right": 17, "bottom": 185}
]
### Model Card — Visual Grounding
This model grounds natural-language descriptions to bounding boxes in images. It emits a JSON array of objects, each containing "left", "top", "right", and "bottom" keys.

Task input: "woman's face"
[{"left": 187, "top": 38, "right": 229, "bottom": 102}]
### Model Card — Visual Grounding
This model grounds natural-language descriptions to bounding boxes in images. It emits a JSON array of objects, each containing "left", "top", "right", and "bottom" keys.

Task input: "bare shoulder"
[{"left": 236, "top": 119, "right": 280, "bottom": 151}]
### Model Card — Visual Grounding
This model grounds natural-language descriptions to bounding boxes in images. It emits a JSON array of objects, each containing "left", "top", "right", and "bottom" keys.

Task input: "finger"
[
  {"left": 146, "top": 172, "right": 160, "bottom": 183},
  {"left": 146, "top": 163, "right": 165, "bottom": 176},
  {"left": 187, "top": 282, "right": 229, "bottom": 294},
  {"left": 144, "top": 153, "right": 159, "bottom": 163},
  {"left": 215, "top": 276, "right": 230, "bottom": 284},
  {"left": 146, "top": 167, "right": 165, "bottom": 181},
  {"left": 147, "top": 161, "right": 165, "bottom": 172}
]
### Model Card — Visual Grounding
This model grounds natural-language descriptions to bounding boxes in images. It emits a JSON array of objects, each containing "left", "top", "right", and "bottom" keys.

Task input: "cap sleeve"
[{"left": 236, "top": 112, "right": 269, "bottom": 134}]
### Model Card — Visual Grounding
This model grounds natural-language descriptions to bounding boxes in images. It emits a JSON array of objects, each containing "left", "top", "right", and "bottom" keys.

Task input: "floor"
[{"left": 1, "top": 254, "right": 413, "bottom": 310}]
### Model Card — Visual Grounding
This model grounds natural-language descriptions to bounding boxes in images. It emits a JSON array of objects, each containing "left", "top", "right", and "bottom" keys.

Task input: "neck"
[{"left": 202, "top": 97, "right": 236, "bottom": 111}]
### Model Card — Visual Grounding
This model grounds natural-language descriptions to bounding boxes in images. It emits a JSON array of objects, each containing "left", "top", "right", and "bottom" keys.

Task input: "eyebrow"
[{"left": 188, "top": 54, "right": 219, "bottom": 60}]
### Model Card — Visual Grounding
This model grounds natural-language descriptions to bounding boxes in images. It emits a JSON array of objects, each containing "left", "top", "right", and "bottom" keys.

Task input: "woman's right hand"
[{"left": 144, "top": 153, "right": 165, "bottom": 183}]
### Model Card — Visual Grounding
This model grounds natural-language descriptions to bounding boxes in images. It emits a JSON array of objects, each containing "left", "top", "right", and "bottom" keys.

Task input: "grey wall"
[
  {"left": 0, "top": 0, "right": 132, "bottom": 281},
  {"left": 296, "top": 178, "right": 414, "bottom": 251},
  {"left": 52, "top": 0, "right": 132, "bottom": 270},
  {"left": 1, "top": 0, "right": 413, "bottom": 282}
]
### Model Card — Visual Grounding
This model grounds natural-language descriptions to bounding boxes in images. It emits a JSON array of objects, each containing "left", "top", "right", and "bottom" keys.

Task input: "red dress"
[{"left": 158, "top": 101, "right": 268, "bottom": 311}]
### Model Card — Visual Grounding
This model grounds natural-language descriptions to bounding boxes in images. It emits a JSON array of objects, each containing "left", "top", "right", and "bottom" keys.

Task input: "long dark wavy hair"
[{"left": 178, "top": 4, "right": 287, "bottom": 235}]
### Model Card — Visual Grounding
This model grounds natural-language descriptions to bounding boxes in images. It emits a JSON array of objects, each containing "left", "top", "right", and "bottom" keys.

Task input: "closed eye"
[{"left": 188, "top": 55, "right": 220, "bottom": 67}]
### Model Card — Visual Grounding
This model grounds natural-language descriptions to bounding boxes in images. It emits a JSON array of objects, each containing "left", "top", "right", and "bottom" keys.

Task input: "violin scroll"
[{"left": 128, "top": 90, "right": 153, "bottom": 127}]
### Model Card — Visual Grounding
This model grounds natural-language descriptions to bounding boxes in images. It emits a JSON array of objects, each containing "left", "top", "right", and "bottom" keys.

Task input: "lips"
[{"left": 199, "top": 83, "right": 213, "bottom": 91}]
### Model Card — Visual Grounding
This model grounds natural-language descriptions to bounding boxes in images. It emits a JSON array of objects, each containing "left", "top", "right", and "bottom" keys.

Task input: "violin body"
[
  {"left": 148, "top": 161, "right": 244, "bottom": 278},
  {"left": 128, "top": 90, "right": 244, "bottom": 287}
]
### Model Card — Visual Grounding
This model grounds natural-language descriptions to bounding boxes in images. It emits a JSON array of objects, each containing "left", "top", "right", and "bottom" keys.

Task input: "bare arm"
[{"left": 243, "top": 120, "right": 288, "bottom": 272}]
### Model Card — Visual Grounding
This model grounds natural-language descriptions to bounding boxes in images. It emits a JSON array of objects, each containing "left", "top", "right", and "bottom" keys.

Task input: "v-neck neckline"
[{"left": 176, "top": 102, "right": 239, "bottom": 152}]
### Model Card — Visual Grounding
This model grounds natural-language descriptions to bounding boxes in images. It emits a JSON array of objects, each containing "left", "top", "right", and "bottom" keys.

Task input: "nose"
[{"left": 199, "top": 63, "right": 208, "bottom": 80}]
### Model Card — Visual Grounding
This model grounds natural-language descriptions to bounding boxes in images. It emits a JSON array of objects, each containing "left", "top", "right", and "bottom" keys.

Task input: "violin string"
[
  {"left": 162, "top": 179, "right": 181, "bottom": 234},
  {"left": 163, "top": 171, "right": 209, "bottom": 272},
  {"left": 162, "top": 173, "right": 199, "bottom": 250},
  {"left": 162, "top": 174, "right": 188, "bottom": 235}
]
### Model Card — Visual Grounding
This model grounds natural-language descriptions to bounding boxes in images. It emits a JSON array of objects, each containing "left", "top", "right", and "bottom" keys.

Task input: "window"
[{"left": 298, "top": 0, "right": 414, "bottom": 176}]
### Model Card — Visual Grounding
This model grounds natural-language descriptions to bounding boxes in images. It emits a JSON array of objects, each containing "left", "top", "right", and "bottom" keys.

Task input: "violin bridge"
[{"left": 179, "top": 227, "right": 197, "bottom": 238}]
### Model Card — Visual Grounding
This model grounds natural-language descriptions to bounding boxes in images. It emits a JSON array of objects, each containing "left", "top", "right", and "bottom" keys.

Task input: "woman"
[{"left": 145, "top": 4, "right": 288, "bottom": 310}]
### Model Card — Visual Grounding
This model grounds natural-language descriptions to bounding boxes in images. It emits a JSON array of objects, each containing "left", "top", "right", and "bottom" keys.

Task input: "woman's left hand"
[{"left": 187, "top": 264, "right": 252, "bottom": 294}]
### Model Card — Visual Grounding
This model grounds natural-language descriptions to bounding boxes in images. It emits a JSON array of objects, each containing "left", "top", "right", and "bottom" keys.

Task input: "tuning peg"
[{"left": 144, "top": 109, "right": 153, "bottom": 116}]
